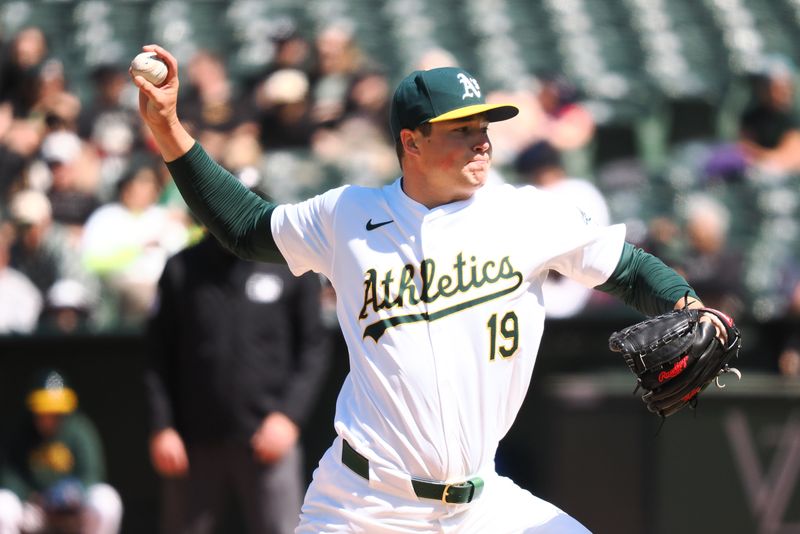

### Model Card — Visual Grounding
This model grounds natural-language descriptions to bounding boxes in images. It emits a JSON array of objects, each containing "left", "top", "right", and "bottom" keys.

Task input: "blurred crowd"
[{"left": 0, "top": 23, "right": 799, "bottom": 372}]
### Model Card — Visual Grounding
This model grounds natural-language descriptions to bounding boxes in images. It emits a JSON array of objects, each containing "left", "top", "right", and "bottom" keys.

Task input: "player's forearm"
[
  {"left": 166, "top": 143, "right": 285, "bottom": 262},
  {"left": 149, "top": 121, "right": 196, "bottom": 162},
  {"left": 595, "top": 242, "right": 698, "bottom": 316}
]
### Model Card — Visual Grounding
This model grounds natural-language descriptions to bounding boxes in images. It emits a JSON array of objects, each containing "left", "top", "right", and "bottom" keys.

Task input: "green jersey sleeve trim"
[
  {"left": 594, "top": 242, "right": 698, "bottom": 316},
  {"left": 165, "top": 143, "right": 285, "bottom": 263}
]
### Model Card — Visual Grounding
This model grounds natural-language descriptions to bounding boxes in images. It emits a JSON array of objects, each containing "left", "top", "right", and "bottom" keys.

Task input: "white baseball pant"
[
  {"left": 296, "top": 437, "right": 591, "bottom": 533},
  {"left": 0, "top": 484, "right": 122, "bottom": 534}
]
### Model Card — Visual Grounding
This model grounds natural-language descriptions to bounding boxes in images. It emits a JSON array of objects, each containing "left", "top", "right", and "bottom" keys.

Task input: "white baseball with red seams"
[
  {"left": 272, "top": 178, "right": 626, "bottom": 531},
  {"left": 130, "top": 52, "right": 167, "bottom": 86}
]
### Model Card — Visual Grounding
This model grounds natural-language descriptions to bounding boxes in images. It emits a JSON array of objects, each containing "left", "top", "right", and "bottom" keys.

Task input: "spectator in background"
[
  {"left": 268, "top": 23, "right": 313, "bottom": 77},
  {"left": 0, "top": 118, "right": 44, "bottom": 205},
  {"left": 308, "top": 50, "right": 397, "bottom": 188},
  {"left": 29, "top": 58, "right": 81, "bottom": 132},
  {"left": 81, "top": 160, "right": 189, "bottom": 326},
  {"left": 673, "top": 194, "right": 744, "bottom": 317},
  {"left": 38, "top": 278, "right": 94, "bottom": 334},
  {"left": 0, "top": 369, "right": 122, "bottom": 534},
  {"left": 180, "top": 49, "right": 258, "bottom": 156},
  {"left": 310, "top": 114, "right": 399, "bottom": 188},
  {"left": 256, "top": 68, "right": 315, "bottom": 150},
  {"left": 309, "top": 22, "right": 367, "bottom": 126},
  {"left": 514, "top": 140, "right": 611, "bottom": 317},
  {"left": 640, "top": 215, "right": 683, "bottom": 264},
  {"left": 532, "top": 74, "right": 595, "bottom": 151},
  {"left": 0, "top": 227, "right": 42, "bottom": 334},
  {"left": 488, "top": 73, "right": 595, "bottom": 169},
  {"left": 738, "top": 54, "right": 800, "bottom": 175},
  {"left": 242, "top": 21, "right": 314, "bottom": 97},
  {"left": 0, "top": 27, "right": 49, "bottom": 118},
  {"left": 308, "top": 67, "right": 398, "bottom": 188},
  {"left": 682, "top": 194, "right": 744, "bottom": 314},
  {"left": 264, "top": 23, "right": 313, "bottom": 79},
  {"left": 77, "top": 64, "right": 137, "bottom": 143},
  {"left": 78, "top": 64, "right": 142, "bottom": 200},
  {"left": 144, "top": 223, "right": 330, "bottom": 533},
  {"left": 8, "top": 189, "right": 92, "bottom": 304},
  {"left": 40, "top": 130, "right": 100, "bottom": 228},
  {"left": 343, "top": 69, "right": 392, "bottom": 141}
]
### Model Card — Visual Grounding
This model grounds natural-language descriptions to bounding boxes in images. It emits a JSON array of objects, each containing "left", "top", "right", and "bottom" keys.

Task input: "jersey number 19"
[{"left": 487, "top": 311, "right": 519, "bottom": 361}]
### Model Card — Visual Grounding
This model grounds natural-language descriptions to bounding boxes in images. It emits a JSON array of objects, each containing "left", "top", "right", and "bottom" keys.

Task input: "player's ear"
[{"left": 401, "top": 130, "right": 420, "bottom": 155}]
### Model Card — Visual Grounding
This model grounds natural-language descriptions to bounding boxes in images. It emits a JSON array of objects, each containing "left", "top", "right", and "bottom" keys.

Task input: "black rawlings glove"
[{"left": 608, "top": 307, "right": 742, "bottom": 417}]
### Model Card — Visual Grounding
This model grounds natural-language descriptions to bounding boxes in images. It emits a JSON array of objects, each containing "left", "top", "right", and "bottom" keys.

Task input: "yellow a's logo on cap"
[{"left": 457, "top": 73, "right": 481, "bottom": 99}]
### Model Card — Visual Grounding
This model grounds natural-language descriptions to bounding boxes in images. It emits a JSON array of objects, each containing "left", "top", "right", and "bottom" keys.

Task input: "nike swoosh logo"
[{"left": 366, "top": 219, "right": 394, "bottom": 231}]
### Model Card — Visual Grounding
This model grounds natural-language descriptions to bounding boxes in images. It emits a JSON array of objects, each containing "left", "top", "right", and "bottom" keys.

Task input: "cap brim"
[
  {"left": 27, "top": 388, "right": 78, "bottom": 414},
  {"left": 428, "top": 103, "right": 519, "bottom": 124}
]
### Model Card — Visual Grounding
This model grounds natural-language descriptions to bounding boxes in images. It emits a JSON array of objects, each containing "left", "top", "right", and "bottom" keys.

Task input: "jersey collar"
[{"left": 393, "top": 177, "right": 481, "bottom": 220}]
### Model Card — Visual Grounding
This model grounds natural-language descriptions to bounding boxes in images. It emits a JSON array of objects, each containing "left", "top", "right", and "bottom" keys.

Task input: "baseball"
[{"left": 130, "top": 52, "right": 168, "bottom": 86}]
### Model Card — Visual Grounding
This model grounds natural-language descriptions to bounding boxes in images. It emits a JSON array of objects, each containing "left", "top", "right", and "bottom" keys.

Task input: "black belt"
[{"left": 341, "top": 439, "right": 484, "bottom": 504}]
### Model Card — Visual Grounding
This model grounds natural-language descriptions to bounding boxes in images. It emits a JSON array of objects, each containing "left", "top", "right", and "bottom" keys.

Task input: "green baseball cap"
[{"left": 390, "top": 67, "right": 519, "bottom": 140}]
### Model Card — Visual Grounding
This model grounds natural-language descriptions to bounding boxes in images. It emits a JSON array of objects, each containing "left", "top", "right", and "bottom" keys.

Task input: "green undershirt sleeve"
[
  {"left": 594, "top": 242, "right": 698, "bottom": 316},
  {"left": 165, "top": 142, "right": 285, "bottom": 263}
]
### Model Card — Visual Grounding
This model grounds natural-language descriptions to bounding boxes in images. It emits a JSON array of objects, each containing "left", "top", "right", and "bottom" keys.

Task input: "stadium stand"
[{"left": 1, "top": 0, "right": 799, "bottom": 326}]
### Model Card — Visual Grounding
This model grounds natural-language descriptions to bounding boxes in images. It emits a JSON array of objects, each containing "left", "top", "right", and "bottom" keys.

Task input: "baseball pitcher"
[{"left": 132, "top": 44, "right": 736, "bottom": 533}]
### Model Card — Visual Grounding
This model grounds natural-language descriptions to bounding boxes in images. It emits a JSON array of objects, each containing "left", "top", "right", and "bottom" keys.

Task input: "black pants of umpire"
[{"left": 160, "top": 440, "right": 304, "bottom": 534}]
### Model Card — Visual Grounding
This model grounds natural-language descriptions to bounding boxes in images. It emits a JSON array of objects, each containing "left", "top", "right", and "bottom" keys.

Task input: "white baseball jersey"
[{"left": 272, "top": 178, "right": 625, "bottom": 487}]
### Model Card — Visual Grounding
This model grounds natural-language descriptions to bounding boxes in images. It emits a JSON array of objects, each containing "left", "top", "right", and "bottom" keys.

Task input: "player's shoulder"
[
  {"left": 292, "top": 182, "right": 389, "bottom": 209},
  {"left": 336, "top": 181, "right": 395, "bottom": 203},
  {"left": 479, "top": 182, "right": 550, "bottom": 206},
  {"left": 480, "top": 182, "right": 587, "bottom": 222},
  {"left": 273, "top": 181, "right": 397, "bottom": 235}
]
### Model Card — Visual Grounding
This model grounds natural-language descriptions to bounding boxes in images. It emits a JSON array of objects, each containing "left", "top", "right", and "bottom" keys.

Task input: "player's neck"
[{"left": 401, "top": 170, "right": 476, "bottom": 209}]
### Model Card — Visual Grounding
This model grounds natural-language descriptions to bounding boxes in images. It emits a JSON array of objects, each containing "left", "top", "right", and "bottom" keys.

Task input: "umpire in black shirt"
[{"left": 144, "top": 232, "right": 330, "bottom": 534}]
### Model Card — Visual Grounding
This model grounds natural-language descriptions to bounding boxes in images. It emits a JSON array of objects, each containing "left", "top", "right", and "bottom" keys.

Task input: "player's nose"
[{"left": 473, "top": 133, "right": 490, "bottom": 154}]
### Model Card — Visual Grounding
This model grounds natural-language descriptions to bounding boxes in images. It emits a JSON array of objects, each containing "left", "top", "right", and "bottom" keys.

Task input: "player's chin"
[{"left": 463, "top": 164, "right": 490, "bottom": 186}]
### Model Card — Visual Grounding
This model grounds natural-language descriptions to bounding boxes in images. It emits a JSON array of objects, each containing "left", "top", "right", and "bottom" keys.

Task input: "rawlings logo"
[{"left": 658, "top": 355, "right": 689, "bottom": 383}]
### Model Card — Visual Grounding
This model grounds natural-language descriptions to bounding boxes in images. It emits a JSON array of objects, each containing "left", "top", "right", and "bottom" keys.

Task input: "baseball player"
[{"left": 132, "top": 44, "right": 729, "bottom": 533}]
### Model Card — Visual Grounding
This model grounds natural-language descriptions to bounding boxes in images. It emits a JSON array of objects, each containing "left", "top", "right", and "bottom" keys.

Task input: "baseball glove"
[{"left": 608, "top": 306, "right": 742, "bottom": 418}]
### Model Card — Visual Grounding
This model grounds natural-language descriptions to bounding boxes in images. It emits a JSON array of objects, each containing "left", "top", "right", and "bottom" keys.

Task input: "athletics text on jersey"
[{"left": 359, "top": 252, "right": 522, "bottom": 341}]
